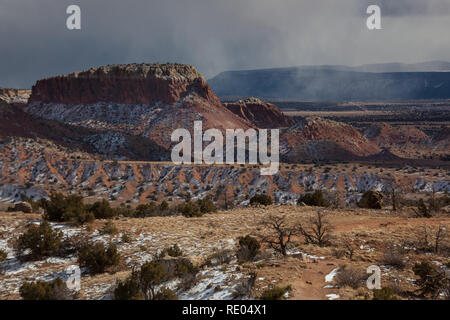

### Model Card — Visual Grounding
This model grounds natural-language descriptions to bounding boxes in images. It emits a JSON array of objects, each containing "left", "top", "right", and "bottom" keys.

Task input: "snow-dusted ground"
[{"left": 0, "top": 214, "right": 247, "bottom": 300}]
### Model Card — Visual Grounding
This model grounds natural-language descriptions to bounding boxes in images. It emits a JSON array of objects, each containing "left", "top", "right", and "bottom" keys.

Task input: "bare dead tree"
[
  {"left": 343, "top": 240, "right": 355, "bottom": 260},
  {"left": 301, "top": 211, "right": 334, "bottom": 247},
  {"left": 434, "top": 225, "right": 447, "bottom": 254},
  {"left": 260, "top": 215, "right": 302, "bottom": 256}
]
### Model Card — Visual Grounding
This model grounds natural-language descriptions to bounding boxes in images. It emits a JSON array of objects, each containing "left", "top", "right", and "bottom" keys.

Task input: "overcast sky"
[{"left": 1, "top": 0, "right": 450, "bottom": 88}]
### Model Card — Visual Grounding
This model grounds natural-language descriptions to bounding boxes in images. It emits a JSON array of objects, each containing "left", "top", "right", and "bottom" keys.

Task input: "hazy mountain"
[{"left": 209, "top": 61, "right": 450, "bottom": 101}]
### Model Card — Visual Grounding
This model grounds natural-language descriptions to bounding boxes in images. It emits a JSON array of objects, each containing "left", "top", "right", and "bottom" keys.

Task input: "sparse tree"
[
  {"left": 260, "top": 215, "right": 301, "bottom": 256},
  {"left": 301, "top": 211, "right": 333, "bottom": 247}
]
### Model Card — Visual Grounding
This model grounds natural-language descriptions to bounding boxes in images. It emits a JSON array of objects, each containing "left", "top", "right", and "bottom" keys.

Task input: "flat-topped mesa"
[
  {"left": 29, "top": 63, "right": 221, "bottom": 105},
  {"left": 224, "top": 97, "right": 295, "bottom": 128}
]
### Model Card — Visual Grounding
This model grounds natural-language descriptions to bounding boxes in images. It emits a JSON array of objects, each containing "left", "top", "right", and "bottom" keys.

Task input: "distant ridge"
[{"left": 209, "top": 61, "right": 450, "bottom": 101}]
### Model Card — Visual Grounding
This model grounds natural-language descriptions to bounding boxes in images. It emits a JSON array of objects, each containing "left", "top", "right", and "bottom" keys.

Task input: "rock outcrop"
[
  {"left": 0, "top": 88, "right": 31, "bottom": 105},
  {"left": 26, "top": 63, "right": 252, "bottom": 149},
  {"left": 224, "top": 97, "right": 295, "bottom": 128},
  {"left": 364, "top": 123, "right": 428, "bottom": 146},
  {"left": 281, "top": 117, "right": 381, "bottom": 162}
]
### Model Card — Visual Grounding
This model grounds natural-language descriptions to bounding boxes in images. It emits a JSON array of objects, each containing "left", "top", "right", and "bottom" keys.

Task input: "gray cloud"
[{"left": 1, "top": 0, "right": 449, "bottom": 88}]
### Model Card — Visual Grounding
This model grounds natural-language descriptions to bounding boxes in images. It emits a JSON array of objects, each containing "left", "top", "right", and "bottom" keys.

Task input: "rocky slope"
[
  {"left": 364, "top": 123, "right": 429, "bottom": 146},
  {"left": 224, "top": 98, "right": 295, "bottom": 128},
  {"left": 281, "top": 117, "right": 381, "bottom": 162},
  {"left": 26, "top": 63, "right": 251, "bottom": 149},
  {"left": 0, "top": 138, "right": 448, "bottom": 206}
]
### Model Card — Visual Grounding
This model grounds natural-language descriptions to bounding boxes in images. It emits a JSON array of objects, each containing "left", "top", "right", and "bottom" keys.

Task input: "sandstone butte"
[{"left": 224, "top": 97, "right": 296, "bottom": 129}]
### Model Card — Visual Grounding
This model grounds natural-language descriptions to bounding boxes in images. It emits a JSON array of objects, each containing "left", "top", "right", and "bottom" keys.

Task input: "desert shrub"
[
  {"left": 233, "top": 273, "right": 256, "bottom": 298},
  {"left": 178, "top": 201, "right": 202, "bottom": 217},
  {"left": 154, "top": 287, "right": 178, "bottom": 300},
  {"left": 78, "top": 242, "right": 121, "bottom": 274},
  {"left": 16, "top": 221, "right": 63, "bottom": 260},
  {"left": 41, "top": 193, "right": 94, "bottom": 225},
  {"left": 358, "top": 190, "right": 383, "bottom": 209},
  {"left": 413, "top": 260, "right": 448, "bottom": 298},
  {"left": 237, "top": 235, "right": 260, "bottom": 262},
  {"left": 114, "top": 273, "right": 142, "bottom": 300},
  {"left": 158, "top": 244, "right": 183, "bottom": 258},
  {"left": 134, "top": 202, "right": 158, "bottom": 218},
  {"left": 174, "top": 259, "right": 199, "bottom": 278},
  {"left": 160, "top": 200, "right": 169, "bottom": 211},
  {"left": 260, "top": 285, "right": 291, "bottom": 300},
  {"left": 20, "top": 278, "right": 75, "bottom": 300},
  {"left": 0, "top": 249, "right": 7, "bottom": 263},
  {"left": 381, "top": 249, "right": 406, "bottom": 270},
  {"left": 298, "top": 190, "right": 329, "bottom": 207},
  {"left": 99, "top": 220, "right": 118, "bottom": 235},
  {"left": 88, "top": 199, "right": 115, "bottom": 219},
  {"left": 140, "top": 260, "right": 167, "bottom": 288},
  {"left": 414, "top": 199, "right": 432, "bottom": 218},
  {"left": 250, "top": 194, "right": 273, "bottom": 206},
  {"left": 197, "top": 198, "right": 216, "bottom": 214},
  {"left": 335, "top": 266, "right": 366, "bottom": 289},
  {"left": 206, "top": 248, "right": 234, "bottom": 266},
  {"left": 372, "top": 287, "right": 398, "bottom": 300},
  {"left": 121, "top": 233, "right": 132, "bottom": 243}
]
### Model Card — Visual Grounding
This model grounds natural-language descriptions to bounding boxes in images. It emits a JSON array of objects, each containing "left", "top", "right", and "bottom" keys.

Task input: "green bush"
[
  {"left": 135, "top": 202, "right": 158, "bottom": 217},
  {"left": 197, "top": 198, "right": 216, "bottom": 214},
  {"left": 372, "top": 287, "right": 398, "bottom": 300},
  {"left": 413, "top": 260, "right": 447, "bottom": 298},
  {"left": 160, "top": 200, "right": 169, "bottom": 211},
  {"left": 17, "top": 221, "right": 63, "bottom": 260},
  {"left": 139, "top": 260, "right": 169, "bottom": 299},
  {"left": 88, "top": 199, "right": 115, "bottom": 219},
  {"left": 41, "top": 193, "right": 94, "bottom": 225},
  {"left": 20, "top": 278, "right": 75, "bottom": 300},
  {"left": 250, "top": 194, "right": 273, "bottom": 206},
  {"left": 260, "top": 285, "right": 290, "bottom": 300},
  {"left": 237, "top": 235, "right": 260, "bottom": 262},
  {"left": 178, "top": 201, "right": 202, "bottom": 217},
  {"left": 114, "top": 265, "right": 178, "bottom": 300},
  {"left": 121, "top": 233, "right": 132, "bottom": 243},
  {"left": 416, "top": 199, "right": 432, "bottom": 218},
  {"left": 114, "top": 273, "right": 142, "bottom": 300},
  {"left": 78, "top": 242, "right": 121, "bottom": 274},
  {"left": 154, "top": 287, "right": 178, "bottom": 300},
  {"left": 159, "top": 244, "right": 183, "bottom": 258},
  {"left": 0, "top": 249, "right": 7, "bottom": 263},
  {"left": 358, "top": 190, "right": 383, "bottom": 209},
  {"left": 298, "top": 190, "right": 329, "bottom": 207},
  {"left": 99, "top": 221, "right": 118, "bottom": 235}
]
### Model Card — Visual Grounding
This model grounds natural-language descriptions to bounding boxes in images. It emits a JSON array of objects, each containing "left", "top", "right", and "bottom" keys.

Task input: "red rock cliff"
[{"left": 29, "top": 63, "right": 221, "bottom": 106}]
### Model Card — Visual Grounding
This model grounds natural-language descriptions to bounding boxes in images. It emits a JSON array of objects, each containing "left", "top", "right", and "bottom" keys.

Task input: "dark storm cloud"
[
  {"left": 358, "top": 0, "right": 450, "bottom": 16},
  {"left": 1, "top": 0, "right": 449, "bottom": 88}
]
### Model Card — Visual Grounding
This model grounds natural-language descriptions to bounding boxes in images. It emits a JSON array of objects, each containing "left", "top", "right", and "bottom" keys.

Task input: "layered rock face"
[
  {"left": 224, "top": 97, "right": 295, "bottom": 128},
  {"left": 281, "top": 117, "right": 381, "bottom": 162},
  {"left": 0, "top": 88, "right": 31, "bottom": 105},
  {"left": 29, "top": 64, "right": 219, "bottom": 105},
  {"left": 26, "top": 64, "right": 251, "bottom": 149}
]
